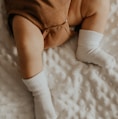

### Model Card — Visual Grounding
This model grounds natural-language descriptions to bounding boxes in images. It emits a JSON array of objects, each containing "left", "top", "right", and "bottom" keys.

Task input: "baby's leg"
[
  {"left": 76, "top": 0, "right": 116, "bottom": 68},
  {"left": 12, "top": 16, "right": 57, "bottom": 119}
]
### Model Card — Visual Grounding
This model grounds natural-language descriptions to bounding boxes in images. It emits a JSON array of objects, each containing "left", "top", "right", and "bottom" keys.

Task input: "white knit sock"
[
  {"left": 76, "top": 29, "right": 116, "bottom": 68},
  {"left": 22, "top": 71, "right": 57, "bottom": 119}
]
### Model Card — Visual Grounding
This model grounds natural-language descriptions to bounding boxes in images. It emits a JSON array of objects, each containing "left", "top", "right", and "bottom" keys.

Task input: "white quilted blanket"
[{"left": 0, "top": 0, "right": 118, "bottom": 119}]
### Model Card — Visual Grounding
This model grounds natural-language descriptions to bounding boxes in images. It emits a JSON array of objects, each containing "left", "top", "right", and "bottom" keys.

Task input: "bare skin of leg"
[
  {"left": 81, "top": 0, "right": 110, "bottom": 33},
  {"left": 12, "top": 16, "right": 57, "bottom": 119},
  {"left": 12, "top": 16, "right": 44, "bottom": 79}
]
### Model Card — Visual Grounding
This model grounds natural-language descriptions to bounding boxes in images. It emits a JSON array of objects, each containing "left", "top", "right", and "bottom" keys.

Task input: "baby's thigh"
[
  {"left": 81, "top": 0, "right": 110, "bottom": 33},
  {"left": 12, "top": 15, "right": 44, "bottom": 51}
]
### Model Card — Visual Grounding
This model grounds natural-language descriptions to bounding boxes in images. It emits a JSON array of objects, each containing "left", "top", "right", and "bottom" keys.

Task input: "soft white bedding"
[{"left": 0, "top": 0, "right": 118, "bottom": 119}]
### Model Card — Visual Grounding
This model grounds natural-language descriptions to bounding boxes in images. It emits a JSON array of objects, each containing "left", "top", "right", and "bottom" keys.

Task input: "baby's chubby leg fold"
[
  {"left": 76, "top": 30, "right": 116, "bottom": 68},
  {"left": 12, "top": 16, "right": 57, "bottom": 119}
]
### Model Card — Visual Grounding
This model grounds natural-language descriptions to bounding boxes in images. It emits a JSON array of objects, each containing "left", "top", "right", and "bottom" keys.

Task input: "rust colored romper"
[{"left": 4, "top": 0, "right": 82, "bottom": 49}]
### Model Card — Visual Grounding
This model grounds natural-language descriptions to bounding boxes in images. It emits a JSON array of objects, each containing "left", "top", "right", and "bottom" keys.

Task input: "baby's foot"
[
  {"left": 34, "top": 89, "right": 57, "bottom": 119},
  {"left": 76, "top": 29, "right": 116, "bottom": 69},
  {"left": 76, "top": 47, "right": 116, "bottom": 69},
  {"left": 22, "top": 71, "right": 57, "bottom": 119}
]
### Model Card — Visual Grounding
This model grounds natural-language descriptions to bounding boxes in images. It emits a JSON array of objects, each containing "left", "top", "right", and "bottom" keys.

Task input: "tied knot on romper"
[{"left": 43, "top": 19, "right": 74, "bottom": 49}]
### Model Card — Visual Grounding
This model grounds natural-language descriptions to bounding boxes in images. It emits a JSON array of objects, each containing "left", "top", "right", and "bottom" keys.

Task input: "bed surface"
[{"left": 0, "top": 0, "right": 118, "bottom": 119}]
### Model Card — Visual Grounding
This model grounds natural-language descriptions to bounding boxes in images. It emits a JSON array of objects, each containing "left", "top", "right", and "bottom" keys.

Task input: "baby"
[{"left": 4, "top": 0, "right": 116, "bottom": 119}]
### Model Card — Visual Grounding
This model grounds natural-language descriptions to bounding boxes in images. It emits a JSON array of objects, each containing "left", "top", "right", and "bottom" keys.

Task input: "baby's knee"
[
  {"left": 82, "top": 0, "right": 110, "bottom": 18},
  {"left": 94, "top": 0, "right": 110, "bottom": 16}
]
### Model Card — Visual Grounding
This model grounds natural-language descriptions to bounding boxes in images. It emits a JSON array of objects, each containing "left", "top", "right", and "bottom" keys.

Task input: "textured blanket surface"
[{"left": 0, "top": 0, "right": 118, "bottom": 119}]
